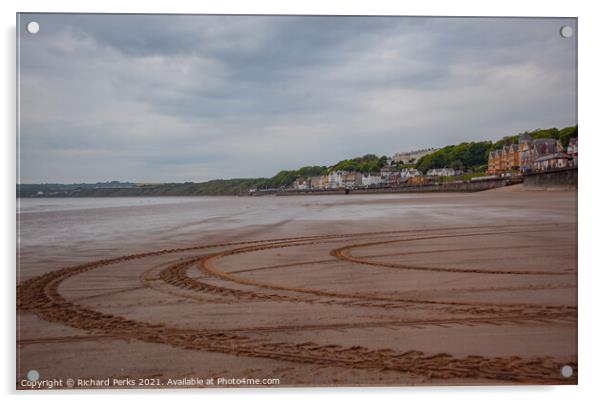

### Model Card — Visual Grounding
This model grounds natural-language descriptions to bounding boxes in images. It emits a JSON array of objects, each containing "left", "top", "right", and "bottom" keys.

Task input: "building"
[
  {"left": 487, "top": 150, "right": 502, "bottom": 175},
  {"left": 518, "top": 134, "right": 565, "bottom": 174},
  {"left": 533, "top": 153, "right": 570, "bottom": 171},
  {"left": 501, "top": 144, "right": 519, "bottom": 171},
  {"left": 399, "top": 168, "right": 422, "bottom": 178},
  {"left": 567, "top": 137, "right": 578, "bottom": 167},
  {"left": 309, "top": 176, "right": 325, "bottom": 189},
  {"left": 388, "top": 172, "right": 402, "bottom": 186},
  {"left": 343, "top": 172, "right": 362, "bottom": 188},
  {"left": 380, "top": 165, "right": 395, "bottom": 182},
  {"left": 517, "top": 133, "right": 533, "bottom": 173},
  {"left": 487, "top": 133, "right": 568, "bottom": 175},
  {"left": 292, "top": 178, "right": 308, "bottom": 190},
  {"left": 392, "top": 148, "right": 439, "bottom": 164},
  {"left": 321, "top": 175, "right": 329, "bottom": 189},
  {"left": 487, "top": 144, "right": 519, "bottom": 174},
  {"left": 361, "top": 173, "right": 383, "bottom": 187},
  {"left": 326, "top": 171, "right": 346, "bottom": 189},
  {"left": 427, "top": 167, "right": 456, "bottom": 177}
]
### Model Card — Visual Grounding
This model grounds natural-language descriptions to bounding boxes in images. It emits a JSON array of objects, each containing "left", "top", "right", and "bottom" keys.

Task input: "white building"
[
  {"left": 362, "top": 174, "right": 383, "bottom": 186},
  {"left": 293, "top": 178, "right": 308, "bottom": 190},
  {"left": 399, "top": 168, "right": 422, "bottom": 178},
  {"left": 327, "top": 171, "right": 346, "bottom": 189},
  {"left": 427, "top": 167, "right": 457, "bottom": 177},
  {"left": 392, "top": 148, "right": 439, "bottom": 164}
]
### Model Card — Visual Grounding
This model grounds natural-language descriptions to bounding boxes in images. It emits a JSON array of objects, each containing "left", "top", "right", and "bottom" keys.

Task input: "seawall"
[{"left": 523, "top": 167, "right": 578, "bottom": 190}]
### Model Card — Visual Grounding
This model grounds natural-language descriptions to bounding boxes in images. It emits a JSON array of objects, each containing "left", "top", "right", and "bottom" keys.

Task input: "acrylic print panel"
[{"left": 16, "top": 14, "right": 578, "bottom": 390}]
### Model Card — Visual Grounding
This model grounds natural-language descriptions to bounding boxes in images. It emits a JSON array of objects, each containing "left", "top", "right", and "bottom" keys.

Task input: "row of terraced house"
[
  {"left": 487, "top": 133, "right": 578, "bottom": 175},
  {"left": 292, "top": 167, "right": 426, "bottom": 190}
]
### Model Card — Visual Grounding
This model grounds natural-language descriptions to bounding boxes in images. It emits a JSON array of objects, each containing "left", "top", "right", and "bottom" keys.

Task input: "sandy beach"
[{"left": 16, "top": 186, "right": 578, "bottom": 388}]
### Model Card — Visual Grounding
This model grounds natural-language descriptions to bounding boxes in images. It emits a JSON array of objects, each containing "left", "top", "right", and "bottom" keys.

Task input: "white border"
[{"left": 3, "top": 1, "right": 600, "bottom": 402}]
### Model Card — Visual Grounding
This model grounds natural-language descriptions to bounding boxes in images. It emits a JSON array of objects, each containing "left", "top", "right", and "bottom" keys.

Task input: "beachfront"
[{"left": 16, "top": 186, "right": 577, "bottom": 387}]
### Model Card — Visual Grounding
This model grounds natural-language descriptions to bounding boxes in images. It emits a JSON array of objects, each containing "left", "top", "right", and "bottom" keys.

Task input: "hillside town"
[{"left": 290, "top": 134, "right": 578, "bottom": 191}]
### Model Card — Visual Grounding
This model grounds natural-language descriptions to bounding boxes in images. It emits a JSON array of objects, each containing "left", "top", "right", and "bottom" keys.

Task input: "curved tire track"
[{"left": 17, "top": 224, "right": 577, "bottom": 385}]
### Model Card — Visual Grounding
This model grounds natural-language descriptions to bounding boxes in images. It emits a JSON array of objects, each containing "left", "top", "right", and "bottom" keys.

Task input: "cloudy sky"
[{"left": 18, "top": 14, "right": 577, "bottom": 183}]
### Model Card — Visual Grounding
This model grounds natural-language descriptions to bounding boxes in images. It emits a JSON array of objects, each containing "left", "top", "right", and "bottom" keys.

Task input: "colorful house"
[
  {"left": 488, "top": 144, "right": 519, "bottom": 174},
  {"left": 501, "top": 144, "right": 519, "bottom": 171},
  {"left": 518, "top": 134, "right": 565, "bottom": 174}
]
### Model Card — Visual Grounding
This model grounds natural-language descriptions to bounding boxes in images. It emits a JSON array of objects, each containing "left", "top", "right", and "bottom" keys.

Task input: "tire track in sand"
[
  {"left": 193, "top": 230, "right": 576, "bottom": 318},
  {"left": 17, "top": 224, "right": 577, "bottom": 385}
]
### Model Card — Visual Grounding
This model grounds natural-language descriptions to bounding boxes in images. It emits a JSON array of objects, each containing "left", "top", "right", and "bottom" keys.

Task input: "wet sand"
[{"left": 16, "top": 186, "right": 578, "bottom": 388}]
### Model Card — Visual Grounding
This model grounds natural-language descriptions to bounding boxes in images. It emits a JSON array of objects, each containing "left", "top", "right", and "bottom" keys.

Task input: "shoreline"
[{"left": 18, "top": 168, "right": 577, "bottom": 198}]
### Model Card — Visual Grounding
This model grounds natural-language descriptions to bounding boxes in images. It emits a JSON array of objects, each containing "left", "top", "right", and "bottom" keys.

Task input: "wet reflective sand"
[{"left": 17, "top": 186, "right": 577, "bottom": 388}]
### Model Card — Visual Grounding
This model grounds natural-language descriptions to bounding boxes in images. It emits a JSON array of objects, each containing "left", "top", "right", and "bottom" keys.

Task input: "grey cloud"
[{"left": 18, "top": 14, "right": 576, "bottom": 183}]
